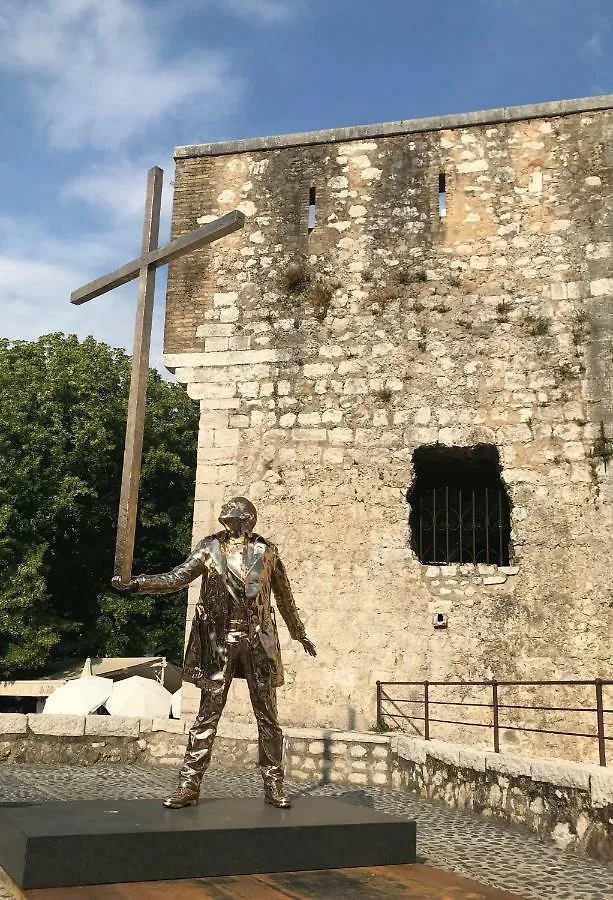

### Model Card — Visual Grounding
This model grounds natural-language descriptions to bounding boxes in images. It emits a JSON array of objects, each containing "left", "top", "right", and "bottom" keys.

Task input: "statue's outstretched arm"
[
  {"left": 112, "top": 542, "right": 207, "bottom": 595},
  {"left": 271, "top": 549, "right": 316, "bottom": 656}
]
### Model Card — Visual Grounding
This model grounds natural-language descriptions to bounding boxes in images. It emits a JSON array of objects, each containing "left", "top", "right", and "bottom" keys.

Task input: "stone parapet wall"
[
  {"left": 392, "top": 736, "right": 613, "bottom": 864},
  {"left": 0, "top": 713, "right": 189, "bottom": 767},
  {"left": 0, "top": 715, "right": 388, "bottom": 784},
  {"left": 283, "top": 727, "right": 390, "bottom": 786}
]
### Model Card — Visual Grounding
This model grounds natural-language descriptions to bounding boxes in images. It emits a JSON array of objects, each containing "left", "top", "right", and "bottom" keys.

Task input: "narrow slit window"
[
  {"left": 438, "top": 173, "right": 447, "bottom": 218},
  {"left": 308, "top": 186, "right": 316, "bottom": 233}
]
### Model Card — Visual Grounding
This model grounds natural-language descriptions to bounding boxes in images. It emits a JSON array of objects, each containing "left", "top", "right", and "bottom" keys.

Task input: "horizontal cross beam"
[{"left": 70, "top": 210, "right": 245, "bottom": 306}]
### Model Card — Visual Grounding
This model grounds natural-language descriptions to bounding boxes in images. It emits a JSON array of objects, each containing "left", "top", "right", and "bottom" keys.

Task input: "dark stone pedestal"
[{"left": 0, "top": 796, "right": 416, "bottom": 889}]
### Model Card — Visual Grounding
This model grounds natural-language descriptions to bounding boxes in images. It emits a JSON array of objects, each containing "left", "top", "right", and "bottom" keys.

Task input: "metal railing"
[{"left": 376, "top": 679, "right": 612, "bottom": 766}]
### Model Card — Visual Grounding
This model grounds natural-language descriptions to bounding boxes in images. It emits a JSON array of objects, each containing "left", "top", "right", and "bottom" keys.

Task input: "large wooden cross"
[{"left": 71, "top": 166, "right": 244, "bottom": 584}]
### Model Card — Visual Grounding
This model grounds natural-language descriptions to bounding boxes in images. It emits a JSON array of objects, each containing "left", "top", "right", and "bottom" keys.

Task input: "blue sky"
[{"left": 0, "top": 0, "right": 611, "bottom": 372}]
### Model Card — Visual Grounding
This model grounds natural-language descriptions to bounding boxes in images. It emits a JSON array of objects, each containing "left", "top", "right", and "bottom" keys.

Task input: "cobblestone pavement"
[{"left": 0, "top": 766, "right": 612, "bottom": 900}]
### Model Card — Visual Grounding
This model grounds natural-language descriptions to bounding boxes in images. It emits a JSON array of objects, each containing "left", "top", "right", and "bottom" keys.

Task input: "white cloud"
[
  {"left": 582, "top": 32, "right": 605, "bottom": 59},
  {"left": 0, "top": 0, "right": 250, "bottom": 373},
  {"left": 215, "top": 0, "right": 304, "bottom": 24},
  {"left": 62, "top": 158, "right": 175, "bottom": 236},
  {"left": 0, "top": 0, "right": 242, "bottom": 150},
  {"left": 0, "top": 214, "right": 168, "bottom": 375}
]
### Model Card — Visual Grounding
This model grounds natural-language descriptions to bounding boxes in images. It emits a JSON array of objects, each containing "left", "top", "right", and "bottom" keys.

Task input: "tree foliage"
[{"left": 0, "top": 333, "right": 198, "bottom": 679}]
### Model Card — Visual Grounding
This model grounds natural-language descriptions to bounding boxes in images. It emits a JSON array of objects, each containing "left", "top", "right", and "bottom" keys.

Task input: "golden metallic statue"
[{"left": 112, "top": 497, "right": 316, "bottom": 809}]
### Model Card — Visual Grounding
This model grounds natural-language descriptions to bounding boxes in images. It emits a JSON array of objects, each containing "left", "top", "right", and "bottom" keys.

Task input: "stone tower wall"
[{"left": 164, "top": 97, "right": 613, "bottom": 762}]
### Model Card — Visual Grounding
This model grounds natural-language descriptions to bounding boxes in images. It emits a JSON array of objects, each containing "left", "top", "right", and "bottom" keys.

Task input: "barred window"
[{"left": 408, "top": 445, "right": 511, "bottom": 566}]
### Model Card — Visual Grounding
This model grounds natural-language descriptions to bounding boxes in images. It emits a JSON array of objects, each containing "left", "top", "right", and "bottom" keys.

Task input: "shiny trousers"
[{"left": 179, "top": 632, "right": 284, "bottom": 792}]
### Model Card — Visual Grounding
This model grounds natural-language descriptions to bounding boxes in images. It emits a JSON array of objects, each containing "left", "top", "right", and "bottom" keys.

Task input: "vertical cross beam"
[
  {"left": 114, "top": 166, "right": 163, "bottom": 583},
  {"left": 71, "top": 168, "right": 244, "bottom": 584}
]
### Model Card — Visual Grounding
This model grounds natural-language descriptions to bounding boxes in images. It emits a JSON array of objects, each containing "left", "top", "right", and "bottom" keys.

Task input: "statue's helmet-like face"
[{"left": 218, "top": 497, "right": 257, "bottom": 535}]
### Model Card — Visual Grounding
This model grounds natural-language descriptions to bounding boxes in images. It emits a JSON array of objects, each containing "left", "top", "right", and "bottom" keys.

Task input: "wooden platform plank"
[
  {"left": 373, "top": 863, "right": 525, "bottom": 899},
  {"left": 25, "top": 865, "right": 526, "bottom": 900}
]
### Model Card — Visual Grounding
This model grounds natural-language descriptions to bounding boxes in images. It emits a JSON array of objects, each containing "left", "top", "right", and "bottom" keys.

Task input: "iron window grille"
[{"left": 409, "top": 445, "right": 511, "bottom": 566}]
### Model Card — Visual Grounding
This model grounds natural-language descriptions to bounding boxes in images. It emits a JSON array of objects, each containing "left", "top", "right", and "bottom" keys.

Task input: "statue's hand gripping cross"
[{"left": 71, "top": 166, "right": 244, "bottom": 585}]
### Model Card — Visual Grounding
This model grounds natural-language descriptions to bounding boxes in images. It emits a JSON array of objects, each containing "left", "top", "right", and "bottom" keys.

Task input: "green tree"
[{"left": 0, "top": 333, "right": 198, "bottom": 679}]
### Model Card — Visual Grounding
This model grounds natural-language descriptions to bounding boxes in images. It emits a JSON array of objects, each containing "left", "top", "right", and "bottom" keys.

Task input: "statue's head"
[{"left": 218, "top": 496, "right": 257, "bottom": 536}]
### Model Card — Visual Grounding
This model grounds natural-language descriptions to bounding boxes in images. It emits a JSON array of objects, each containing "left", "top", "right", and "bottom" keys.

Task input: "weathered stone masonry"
[{"left": 164, "top": 96, "right": 613, "bottom": 759}]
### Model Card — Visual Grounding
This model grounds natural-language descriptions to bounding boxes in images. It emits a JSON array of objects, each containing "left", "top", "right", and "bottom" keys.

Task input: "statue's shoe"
[
  {"left": 264, "top": 782, "right": 292, "bottom": 808},
  {"left": 163, "top": 785, "right": 200, "bottom": 808}
]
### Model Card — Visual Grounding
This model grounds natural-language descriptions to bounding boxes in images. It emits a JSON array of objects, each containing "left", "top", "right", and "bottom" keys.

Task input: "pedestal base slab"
[{"left": 0, "top": 796, "right": 416, "bottom": 889}]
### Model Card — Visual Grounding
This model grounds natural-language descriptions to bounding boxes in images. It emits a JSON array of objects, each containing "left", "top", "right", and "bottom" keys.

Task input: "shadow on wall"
[{"left": 318, "top": 708, "right": 356, "bottom": 786}]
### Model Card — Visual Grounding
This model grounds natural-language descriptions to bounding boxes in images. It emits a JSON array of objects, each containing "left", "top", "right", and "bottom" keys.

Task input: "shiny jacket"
[{"left": 134, "top": 531, "right": 306, "bottom": 690}]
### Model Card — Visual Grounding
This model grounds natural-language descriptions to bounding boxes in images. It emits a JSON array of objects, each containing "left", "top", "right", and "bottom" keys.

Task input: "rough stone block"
[
  {"left": 85, "top": 716, "right": 140, "bottom": 738},
  {"left": 199, "top": 411, "right": 230, "bottom": 431},
  {"left": 330, "top": 741, "right": 347, "bottom": 756},
  {"left": 589, "top": 767, "right": 613, "bottom": 807},
  {"left": 483, "top": 575, "right": 507, "bottom": 585},
  {"left": 195, "top": 323, "right": 235, "bottom": 338},
  {"left": 458, "top": 748, "right": 487, "bottom": 772},
  {"left": 425, "top": 741, "right": 462, "bottom": 767},
  {"left": 308, "top": 741, "right": 325, "bottom": 755},
  {"left": 148, "top": 735, "right": 189, "bottom": 758},
  {"left": 350, "top": 745, "right": 367, "bottom": 758},
  {"left": 228, "top": 415, "right": 250, "bottom": 428},
  {"left": 529, "top": 757, "right": 590, "bottom": 790},
  {"left": 485, "top": 752, "right": 532, "bottom": 778},
  {"left": 149, "top": 718, "right": 185, "bottom": 734},
  {"left": 28, "top": 715, "right": 85, "bottom": 736},
  {"left": 590, "top": 278, "right": 613, "bottom": 296},
  {"left": 292, "top": 429, "right": 327, "bottom": 443},
  {"left": 393, "top": 736, "right": 427, "bottom": 764},
  {"left": 188, "top": 382, "right": 236, "bottom": 400},
  {"left": 205, "top": 337, "right": 229, "bottom": 352},
  {"left": 348, "top": 772, "right": 368, "bottom": 785},
  {"left": 229, "top": 335, "right": 251, "bottom": 351},
  {"left": 213, "top": 429, "right": 240, "bottom": 448},
  {"left": 218, "top": 721, "right": 258, "bottom": 741},
  {"left": 328, "top": 428, "right": 354, "bottom": 445},
  {"left": 0, "top": 714, "right": 27, "bottom": 734},
  {"left": 298, "top": 412, "right": 322, "bottom": 426},
  {"left": 373, "top": 772, "right": 389, "bottom": 786}
]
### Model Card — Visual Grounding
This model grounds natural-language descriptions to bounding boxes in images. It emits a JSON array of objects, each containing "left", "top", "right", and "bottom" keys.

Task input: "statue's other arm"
[
  {"left": 116, "top": 541, "right": 208, "bottom": 595},
  {"left": 270, "top": 549, "right": 306, "bottom": 640}
]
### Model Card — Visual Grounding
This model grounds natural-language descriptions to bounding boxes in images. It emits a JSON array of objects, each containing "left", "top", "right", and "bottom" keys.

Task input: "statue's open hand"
[
  {"left": 111, "top": 576, "right": 139, "bottom": 594},
  {"left": 300, "top": 637, "right": 317, "bottom": 657}
]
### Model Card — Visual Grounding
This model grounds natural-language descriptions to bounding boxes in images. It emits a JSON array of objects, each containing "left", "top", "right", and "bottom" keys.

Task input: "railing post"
[
  {"left": 492, "top": 678, "right": 500, "bottom": 753},
  {"left": 595, "top": 679, "right": 606, "bottom": 767},
  {"left": 424, "top": 680, "right": 430, "bottom": 741},
  {"left": 376, "top": 681, "right": 383, "bottom": 731}
]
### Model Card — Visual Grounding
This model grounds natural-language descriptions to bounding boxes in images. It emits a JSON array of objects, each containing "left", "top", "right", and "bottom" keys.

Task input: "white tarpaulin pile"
[
  {"left": 171, "top": 687, "right": 182, "bottom": 718},
  {"left": 105, "top": 675, "right": 172, "bottom": 718},
  {"left": 42, "top": 676, "right": 113, "bottom": 715}
]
